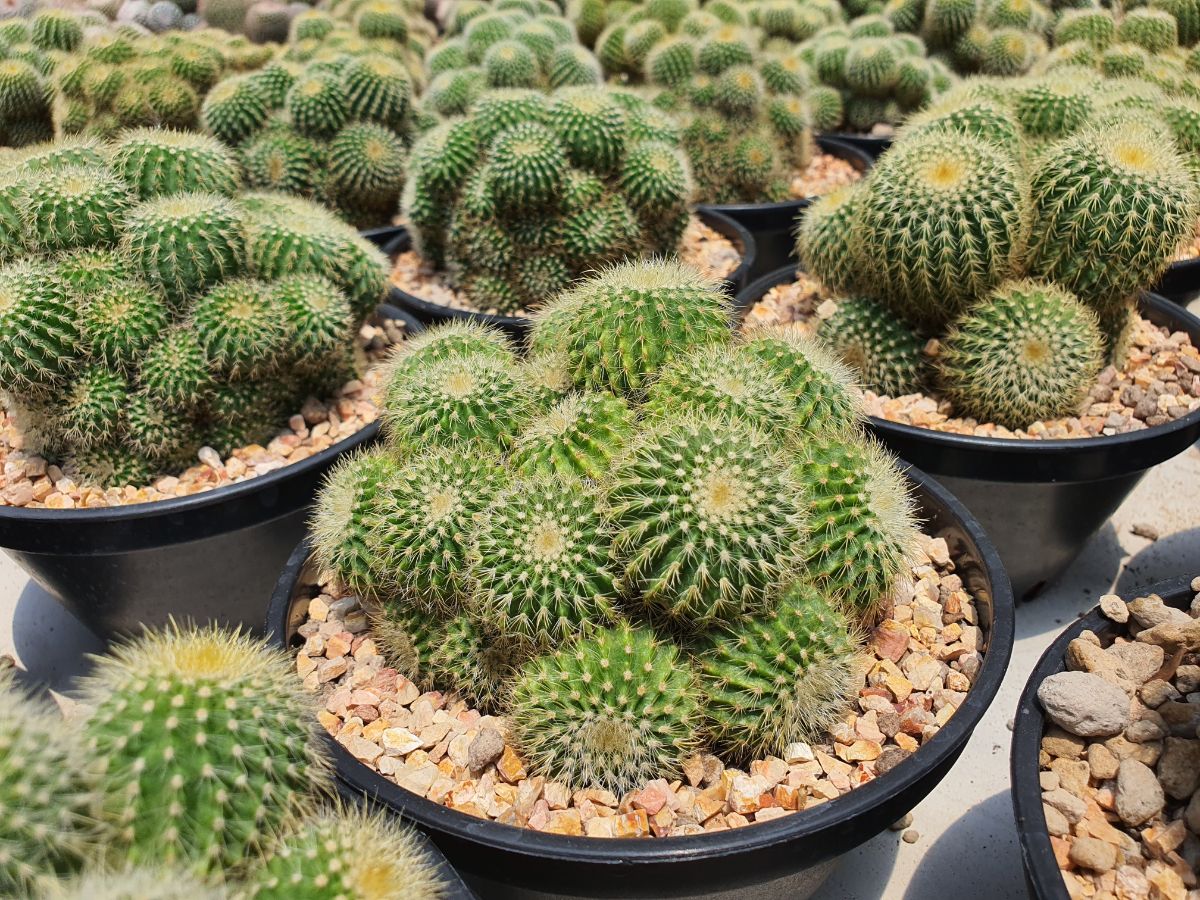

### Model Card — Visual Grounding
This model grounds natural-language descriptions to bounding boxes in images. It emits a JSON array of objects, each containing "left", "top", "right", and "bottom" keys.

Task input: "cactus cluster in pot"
[
  {"left": 0, "top": 129, "right": 388, "bottom": 489},
  {"left": 401, "top": 83, "right": 693, "bottom": 314},
  {"left": 309, "top": 258, "right": 925, "bottom": 798},
  {"left": 795, "top": 76, "right": 1200, "bottom": 427},
  {"left": 0, "top": 625, "right": 447, "bottom": 898}
]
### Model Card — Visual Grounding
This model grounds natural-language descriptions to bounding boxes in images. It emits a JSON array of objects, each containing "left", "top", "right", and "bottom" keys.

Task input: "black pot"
[
  {"left": 696, "top": 136, "right": 874, "bottom": 279},
  {"left": 737, "top": 265, "right": 1200, "bottom": 602},
  {"left": 266, "top": 466, "right": 1015, "bottom": 900},
  {"left": 817, "top": 132, "right": 893, "bottom": 160},
  {"left": 1155, "top": 256, "right": 1200, "bottom": 306},
  {"left": 0, "top": 307, "right": 424, "bottom": 643},
  {"left": 1010, "top": 579, "right": 1192, "bottom": 900},
  {"left": 385, "top": 209, "right": 758, "bottom": 341}
]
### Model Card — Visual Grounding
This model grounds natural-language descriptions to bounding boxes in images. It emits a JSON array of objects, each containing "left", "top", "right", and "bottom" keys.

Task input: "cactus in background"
[
  {"left": 38, "top": 867, "right": 227, "bottom": 900},
  {"left": 938, "top": 278, "right": 1105, "bottom": 428},
  {"left": 241, "top": 126, "right": 326, "bottom": 198},
  {"left": 818, "top": 295, "right": 928, "bottom": 397},
  {"left": 247, "top": 806, "right": 447, "bottom": 900},
  {"left": 200, "top": 74, "right": 269, "bottom": 145},
  {"left": 700, "top": 580, "right": 864, "bottom": 761},
  {"left": 794, "top": 182, "right": 864, "bottom": 295},
  {"left": 110, "top": 129, "right": 240, "bottom": 200},
  {"left": 20, "top": 165, "right": 132, "bottom": 252},
  {"left": 508, "top": 623, "right": 702, "bottom": 794}
]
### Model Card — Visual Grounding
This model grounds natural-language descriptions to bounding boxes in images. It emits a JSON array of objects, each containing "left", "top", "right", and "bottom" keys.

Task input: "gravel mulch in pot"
[
  {"left": 389, "top": 215, "right": 743, "bottom": 318},
  {"left": 0, "top": 317, "right": 408, "bottom": 510},
  {"left": 745, "top": 272, "right": 1200, "bottom": 440},
  {"left": 786, "top": 150, "right": 863, "bottom": 201},
  {"left": 1174, "top": 222, "right": 1200, "bottom": 263},
  {"left": 289, "top": 532, "right": 984, "bottom": 839},
  {"left": 1034, "top": 581, "right": 1200, "bottom": 899}
]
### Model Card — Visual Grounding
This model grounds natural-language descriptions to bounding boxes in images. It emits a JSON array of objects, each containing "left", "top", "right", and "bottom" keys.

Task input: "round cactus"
[
  {"left": 383, "top": 351, "right": 532, "bottom": 451},
  {"left": 980, "top": 28, "right": 1041, "bottom": 76},
  {"left": 794, "top": 182, "right": 863, "bottom": 296},
  {"left": 547, "top": 87, "right": 628, "bottom": 173},
  {"left": 548, "top": 44, "right": 603, "bottom": 87},
  {"left": 37, "top": 867, "right": 224, "bottom": 900},
  {"left": 241, "top": 126, "right": 325, "bottom": 197},
  {"left": 200, "top": 74, "right": 268, "bottom": 145},
  {"left": 900, "top": 93, "right": 1023, "bottom": 151},
  {"left": 610, "top": 416, "right": 806, "bottom": 629},
  {"left": 699, "top": 579, "right": 864, "bottom": 761},
  {"left": 79, "top": 624, "right": 331, "bottom": 876},
  {"left": 125, "top": 393, "right": 195, "bottom": 462},
  {"left": 1028, "top": 125, "right": 1198, "bottom": 316},
  {"left": 488, "top": 121, "right": 569, "bottom": 213},
  {"left": 286, "top": 71, "right": 350, "bottom": 140},
  {"left": 60, "top": 363, "right": 127, "bottom": 449},
  {"left": 818, "top": 295, "right": 927, "bottom": 397},
  {"left": 922, "top": 0, "right": 977, "bottom": 48},
  {"left": 854, "top": 128, "right": 1030, "bottom": 330},
  {"left": 510, "top": 390, "right": 636, "bottom": 480},
  {"left": 938, "top": 278, "right": 1105, "bottom": 429},
  {"left": 30, "top": 10, "right": 83, "bottom": 52},
  {"left": 123, "top": 192, "right": 245, "bottom": 304},
  {"left": 1118, "top": 7, "right": 1178, "bottom": 51},
  {"left": 68, "top": 443, "right": 156, "bottom": 488},
  {"left": 469, "top": 472, "right": 620, "bottom": 645},
  {"left": 1054, "top": 8, "right": 1116, "bottom": 49},
  {"left": 388, "top": 320, "right": 515, "bottom": 376},
  {"left": 0, "top": 260, "right": 80, "bottom": 394},
  {"left": 55, "top": 248, "right": 130, "bottom": 295},
  {"left": 342, "top": 54, "right": 411, "bottom": 126},
  {"left": 0, "top": 59, "right": 46, "bottom": 120},
  {"left": 247, "top": 807, "right": 446, "bottom": 900},
  {"left": 739, "top": 324, "right": 863, "bottom": 434},
  {"left": 508, "top": 623, "right": 702, "bottom": 794},
  {"left": 110, "top": 129, "right": 239, "bottom": 200},
  {"left": 0, "top": 673, "right": 100, "bottom": 895},
  {"left": 137, "top": 327, "right": 212, "bottom": 408},
  {"left": 189, "top": 278, "right": 287, "bottom": 378},
  {"left": 532, "top": 259, "right": 731, "bottom": 397},
  {"left": 272, "top": 274, "right": 353, "bottom": 365},
  {"left": 326, "top": 121, "right": 406, "bottom": 201},
  {"left": 20, "top": 165, "right": 132, "bottom": 253}
]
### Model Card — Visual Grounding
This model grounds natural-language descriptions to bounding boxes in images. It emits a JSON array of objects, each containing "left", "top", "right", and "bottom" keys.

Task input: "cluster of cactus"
[
  {"left": 423, "top": 0, "right": 605, "bottom": 103},
  {"left": 311, "top": 258, "right": 924, "bottom": 796},
  {"left": 794, "top": 86, "right": 1199, "bottom": 427},
  {"left": 0, "top": 129, "right": 389, "bottom": 488},
  {"left": 402, "top": 83, "right": 693, "bottom": 314},
  {"left": 0, "top": 625, "right": 447, "bottom": 898}
]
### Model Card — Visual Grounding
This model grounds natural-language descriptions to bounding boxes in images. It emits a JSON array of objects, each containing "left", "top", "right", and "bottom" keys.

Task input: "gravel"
[
  {"left": 289, "top": 533, "right": 986, "bottom": 839},
  {"left": 1038, "top": 672, "right": 1132, "bottom": 738},
  {"left": 787, "top": 150, "right": 862, "bottom": 201}
]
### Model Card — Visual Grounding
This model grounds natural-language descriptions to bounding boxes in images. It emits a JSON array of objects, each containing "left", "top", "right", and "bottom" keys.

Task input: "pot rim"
[
  {"left": 0, "top": 305, "right": 423, "bottom": 526},
  {"left": 1009, "top": 578, "right": 1193, "bottom": 900},
  {"left": 266, "top": 463, "right": 1015, "bottom": 866},
  {"left": 737, "top": 264, "right": 1200, "bottom": 460},
  {"left": 384, "top": 208, "right": 758, "bottom": 335}
]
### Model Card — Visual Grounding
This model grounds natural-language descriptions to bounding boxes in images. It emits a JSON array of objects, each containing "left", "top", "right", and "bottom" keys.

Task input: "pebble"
[
  {"left": 1069, "top": 836, "right": 1119, "bottom": 872},
  {"left": 787, "top": 151, "right": 863, "bottom": 200},
  {"left": 901, "top": 830, "right": 919, "bottom": 844},
  {"left": 467, "top": 728, "right": 505, "bottom": 773},
  {"left": 1100, "top": 594, "right": 1130, "bottom": 624},
  {"left": 1038, "top": 671, "right": 1132, "bottom": 737},
  {"left": 1115, "top": 759, "right": 1165, "bottom": 826}
]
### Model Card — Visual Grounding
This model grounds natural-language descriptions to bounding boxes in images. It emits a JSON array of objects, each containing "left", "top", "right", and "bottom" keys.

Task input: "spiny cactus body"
[{"left": 818, "top": 296, "right": 927, "bottom": 397}]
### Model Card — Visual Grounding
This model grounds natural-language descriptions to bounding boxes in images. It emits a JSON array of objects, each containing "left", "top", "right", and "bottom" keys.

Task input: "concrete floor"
[{"left": 2, "top": 444, "right": 1197, "bottom": 899}]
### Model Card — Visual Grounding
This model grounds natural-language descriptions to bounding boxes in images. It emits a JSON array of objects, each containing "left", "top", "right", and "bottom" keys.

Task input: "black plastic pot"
[
  {"left": 385, "top": 209, "right": 757, "bottom": 340},
  {"left": 266, "top": 466, "right": 1014, "bottom": 900},
  {"left": 696, "top": 136, "right": 874, "bottom": 279},
  {"left": 818, "top": 132, "right": 893, "bottom": 160},
  {"left": 1010, "top": 579, "right": 1191, "bottom": 900},
  {"left": 0, "top": 307, "right": 424, "bottom": 643},
  {"left": 1155, "top": 256, "right": 1200, "bottom": 306},
  {"left": 738, "top": 266, "right": 1200, "bottom": 602}
]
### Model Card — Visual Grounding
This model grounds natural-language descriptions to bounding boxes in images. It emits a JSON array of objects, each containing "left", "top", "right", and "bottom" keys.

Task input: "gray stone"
[
  {"left": 1128, "top": 594, "right": 1192, "bottom": 629},
  {"left": 1125, "top": 718, "right": 1167, "bottom": 743},
  {"left": 1107, "top": 641, "right": 1165, "bottom": 684},
  {"left": 1176, "top": 665, "right": 1200, "bottom": 695},
  {"left": 1042, "top": 788, "right": 1086, "bottom": 823},
  {"left": 1139, "top": 679, "right": 1181, "bottom": 708},
  {"left": 1157, "top": 737, "right": 1200, "bottom": 800},
  {"left": 1069, "top": 836, "right": 1118, "bottom": 872},
  {"left": 467, "top": 728, "right": 505, "bottom": 773},
  {"left": 1099, "top": 594, "right": 1129, "bottom": 623},
  {"left": 1186, "top": 790, "right": 1200, "bottom": 833},
  {"left": 1042, "top": 803, "right": 1070, "bottom": 837},
  {"left": 1115, "top": 759, "right": 1165, "bottom": 826},
  {"left": 1038, "top": 671, "right": 1131, "bottom": 738}
]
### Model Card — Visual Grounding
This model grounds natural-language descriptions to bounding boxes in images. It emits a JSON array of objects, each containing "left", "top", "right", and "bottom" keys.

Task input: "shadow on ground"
[
  {"left": 1115, "top": 526, "right": 1200, "bottom": 597},
  {"left": 809, "top": 823, "right": 901, "bottom": 900},
  {"left": 12, "top": 577, "right": 102, "bottom": 693}
]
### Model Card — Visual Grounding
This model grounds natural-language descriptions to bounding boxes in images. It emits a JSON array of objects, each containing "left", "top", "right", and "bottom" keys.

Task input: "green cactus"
[
  {"left": 739, "top": 324, "right": 863, "bottom": 434},
  {"left": 389, "top": 320, "right": 514, "bottom": 375},
  {"left": 273, "top": 274, "right": 353, "bottom": 366},
  {"left": 286, "top": 71, "right": 349, "bottom": 140},
  {"left": 1100, "top": 43, "right": 1149, "bottom": 78},
  {"left": 189, "top": 278, "right": 287, "bottom": 378},
  {"left": 1151, "top": 0, "right": 1200, "bottom": 46},
  {"left": 67, "top": 442, "right": 156, "bottom": 488},
  {"left": 343, "top": 54, "right": 411, "bottom": 126},
  {"left": 794, "top": 182, "right": 863, "bottom": 295},
  {"left": 326, "top": 121, "right": 406, "bottom": 213},
  {"left": 1027, "top": 124, "right": 1198, "bottom": 316},
  {"left": 170, "top": 45, "right": 225, "bottom": 92},
  {"left": 805, "top": 84, "right": 844, "bottom": 131},
  {"left": 0, "top": 672, "right": 100, "bottom": 896},
  {"left": 900, "top": 93, "right": 1023, "bottom": 151},
  {"left": 818, "top": 295, "right": 927, "bottom": 397},
  {"left": 610, "top": 416, "right": 805, "bottom": 628},
  {"left": 533, "top": 259, "right": 731, "bottom": 397},
  {"left": 354, "top": 0, "right": 410, "bottom": 41},
  {"left": 1054, "top": 8, "right": 1116, "bottom": 49},
  {"left": 137, "top": 327, "right": 213, "bottom": 409},
  {"left": 79, "top": 624, "right": 330, "bottom": 876},
  {"left": 60, "top": 363, "right": 128, "bottom": 449},
  {"left": 125, "top": 392, "right": 195, "bottom": 462},
  {"left": 0, "top": 59, "right": 47, "bottom": 120},
  {"left": 510, "top": 390, "right": 635, "bottom": 480},
  {"left": 469, "top": 472, "right": 620, "bottom": 645},
  {"left": 241, "top": 126, "right": 325, "bottom": 197},
  {"left": 508, "top": 623, "right": 702, "bottom": 794},
  {"left": 938, "top": 278, "right": 1105, "bottom": 428},
  {"left": 110, "top": 129, "right": 239, "bottom": 200},
  {"left": 980, "top": 28, "right": 1041, "bottom": 76},
  {"left": 1118, "top": 8, "right": 1178, "bottom": 51},
  {"left": 123, "top": 192, "right": 245, "bottom": 305},
  {"left": 484, "top": 39, "right": 540, "bottom": 87},
  {"left": 854, "top": 128, "right": 1030, "bottom": 330},
  {"left": 200, "top": 74, "right": 269, "bottom": 145},
  {"left": 547, "top": 86, "right": 627, "bottom": 173},
  {"left": 922, "top": 0, "right": 977, "bottom": 48},
  {"left": 20, "top": 165, "right": 132, "bottom": 253},
  {"left": 548, "top": 44, "right": 604, "bottom": 86},
  {"left": 248, "top": 806, "right": 446, "bottom": 900},
  {"left": 699, "top": 579, "right": 863, "bottom": 761},
  {"left": 29, "top": 10, "right": 83, "bottom": 52},
  {"left": 0, "top": 260, "right": 80, "bottom": 394},
  {"left": 55, "top": 248, "right": 129, "bottom": 295}
]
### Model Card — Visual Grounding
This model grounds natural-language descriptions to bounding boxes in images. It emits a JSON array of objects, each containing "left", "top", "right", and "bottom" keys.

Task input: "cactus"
[
  {"left": 325, "top": 121, "right": 406, "bottom": 220},
  {"left": 853, "top": 128, "right": 1030, "bottom": 330},
  {"left": 200, "top": 74, "right": 268, "bottom": 145},
  {"left": 309, "top": 447, "right": 398, "bottom": 594},
  {"left": 38, "top": 867, "right": 225, "bottom": 900},
  {"left": 20, "top": 165, "right": 132, "bottom": 252},
  {"left": 531, "top": 259, "right": 731, "bottom": 397},
  {"left": 61, "top": 363, "right": 128, "bottom": 448},
  {"left": 241, "top": 126, "right": 325, "bottom": 197},
  {"left": 0, "top": 59, "right": 47, "bottom": 120},
  {"left": 609, "top": 416, "right": 805, "bottom": 629},
  {"left": 980, "top": 28, "right": 1042, "bottom": 76},
  {"left": 110, "top": 129, "right": 239, "bottom": 200},
  {"left": 273, "top": 274, "right": 353, "bottom": 365},
  {"left": 699, "top": 579, "right": 863, "bottom": 761},
  {"left": 286, "top": 71, "right": 350, "bottom": 140},
  {"left": 137, "top": 326, "right": 212, "bottom": 409},
  {"left": 510, "top": 390, "right": 635, "bottom": 480},
  {"left": 796, "top": 428, "right": 921, "bottom": 614},
  {"left": 1012, "top": 76, "right": 1093, "bottom": 141},
  {"left": 123, "top": 192, "right": 246, "bottom": 304},
  {"left": 549, "top": 43, "right": 604, "bottom": 86},
  {"left": 190, "top": 278, "right": 288, "bottom": 378},
  {"left": 248, "top": 806, "right": 446, "bottom": 900},
  {"left": 343, "top": 54, "right": 411, "bottom": 126},
  {"left": 938, "top": 278, "right": 1105, "bottom": 428},
  {"left": 125, "top": 392, "right": 195, "bottom": 462},
  {"left": 79, "top": 624, "right": 330, "bottom": 876},
  {"left": 922, "top": 0, "right": 977, "bottom": 49},
  {"left": 389, "top": 320, "right": 515, "bottom": 374},
  {"left": 1054, "top": 8, "right": 1115, "bottom": 49},
  {"left": 1151, "top": 0, "right": 1200, "bottom": 46},
  {"left": 68, "top": 442, "right": 156, "bottom": 488},
  {"left": 0, "top": 260, "right": 80, "bottom": 393},
  {"left": 794, "top": 182, "right": 863, "bottom": 296},
  {"left": 900, "top": 92, "right": 1023, "bottom": 150},
  {"left": 739, "top": 324, "right": 863, "bottom": 434},
  {"left": 1027, "top": 124, "right": 1198, "bottom": 318},
  {"left": 818, "top": 295, "right": 928, "bottom": 397},
  {"left": 0, "top": 673, "right": 100, "bottom": 895},
  {"left": 1118, "top": 8, "right": 1178, "bottom": 52},
  {"left": 508, "top": 622, "right": 702, "bottom": 794}
]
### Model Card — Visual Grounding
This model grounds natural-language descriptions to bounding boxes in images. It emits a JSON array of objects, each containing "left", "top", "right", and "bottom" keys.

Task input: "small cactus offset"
[{"left": 817, "top": 295, "right": 928, "bottom": 397}]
